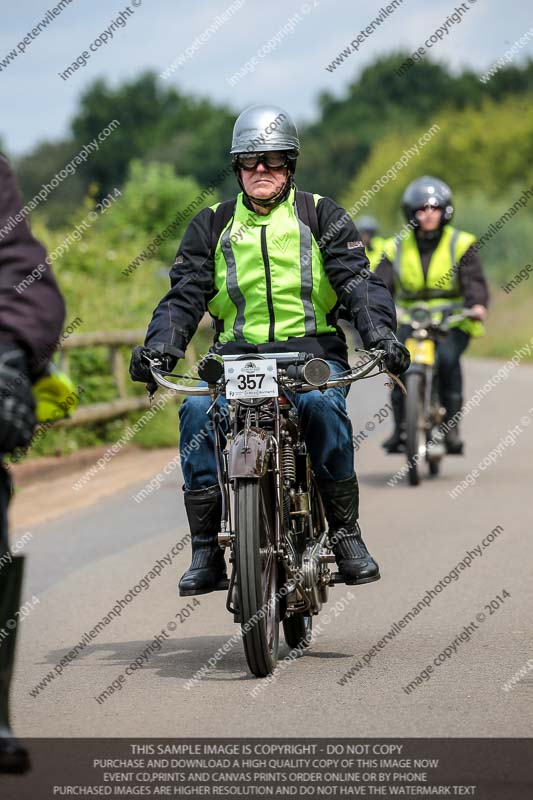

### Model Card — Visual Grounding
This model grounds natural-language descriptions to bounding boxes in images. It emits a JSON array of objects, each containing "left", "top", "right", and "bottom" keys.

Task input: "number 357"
[{"left": 237, "top": 373, "right": 264, "bottom": 390}]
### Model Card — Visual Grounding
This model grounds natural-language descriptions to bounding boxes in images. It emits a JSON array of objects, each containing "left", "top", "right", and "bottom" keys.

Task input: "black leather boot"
[
  {"left": 443, "top": 392, "right": 464, "bottom": 455},
  {"left": 0, "top": 555, "right": 30, "bottom": 774},
  {"left": 178, "top": 485, "right": 227, "bottom": 597},
  {"left": 382, "top": 387, "right": 405, "bottom": 453},
  {"left": 317, "top": 475, "right": 380, "bottom": 585}
]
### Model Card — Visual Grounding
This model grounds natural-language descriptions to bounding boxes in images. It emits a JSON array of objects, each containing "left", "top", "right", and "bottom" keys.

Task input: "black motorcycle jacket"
[{"left": 144, "top": 193, "right": 397, "bottom": 366}]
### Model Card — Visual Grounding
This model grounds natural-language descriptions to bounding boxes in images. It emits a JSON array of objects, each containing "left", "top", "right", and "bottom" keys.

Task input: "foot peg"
[{"left": 329, "top": 572, "right": 381, "bottom": 586}]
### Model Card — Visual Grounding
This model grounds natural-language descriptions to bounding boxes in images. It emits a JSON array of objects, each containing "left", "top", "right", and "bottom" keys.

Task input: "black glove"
[
  {"left": 372, "top": 335, "right": 410, "bottom": 375},
  {"left": 0, "top": 345, "right": 36, "bottom": 455},
  {"left": 129, "top": 346, "right": 181, "bottom": 384}
]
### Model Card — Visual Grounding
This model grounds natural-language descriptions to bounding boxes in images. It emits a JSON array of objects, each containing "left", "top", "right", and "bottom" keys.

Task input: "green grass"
[{"left": 469, "top": 281, "right": 533, "bottom": 361}]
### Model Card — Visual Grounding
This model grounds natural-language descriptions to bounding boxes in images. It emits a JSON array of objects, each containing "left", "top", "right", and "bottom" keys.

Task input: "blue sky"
[{"left": 1, "top": 0, "right": 531, "bottom": 156}]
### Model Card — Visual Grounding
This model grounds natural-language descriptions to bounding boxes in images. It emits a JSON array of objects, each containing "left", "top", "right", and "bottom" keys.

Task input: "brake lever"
[
  {"left": 385, "top": 371, "right": 407, "bottom": 395},
  {"left": 146, "top": 381, "right": 158, "bottom": 401},
  {"left": 143, "top": 356, "right": 163, "bottom": 401},
  {"left": 370, "top": 351, "right": 407, "bottom": 396}
]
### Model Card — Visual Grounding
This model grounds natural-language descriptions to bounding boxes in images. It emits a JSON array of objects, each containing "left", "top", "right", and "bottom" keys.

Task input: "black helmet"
[
  {"left": 355, "top": 216, "right": 379, "bottom": 235},
  {"left": 402, "top": 176, "right": 454, "bottom": 226}
]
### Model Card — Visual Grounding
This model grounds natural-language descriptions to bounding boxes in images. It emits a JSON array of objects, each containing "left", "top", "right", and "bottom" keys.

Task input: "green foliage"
[
  {"left": 145, "top": 106, "right": 236, "bottom": 199},
  {"left": 28, "top": 402, "right": 180, "bottom": 459},
  {"left": 70, "top": 72, "right": 235, "bottom": 200},
  {"left": 69, "top": 72, "right": 177, "bottom": 194},
  {"left": 15, "top": 139, "right": 87, "bottom": 228},
  {"left": 298, "top": 53, "right": 478, "bottom": 198},
  {"left": 23, "top": 162, "right": 216, "bottom": 461},
  {"left": 14, "top": 72, "right": 236, "bottom": 224},
  {"left": 339, "top": 94, "right": 533, "bottom": 283},
  {"left": 298, "top": 54, "right": 533, "bottom": 199},
  {"left": 133, "top": 402, "right": 179, "bottom": 450},
  {"left": 33, "top": 160, "right": 210, "bottom": 327},
  {"left": 453, "top": 189, "right": 533, "bottom": 284},
  {"left": 18, "top": 163, "right": 215, "bottom": 459},
  {"left": 67, "top": 348, "right": 119, "bottom": 404},
  {"left": 99, "top": 160, "right": 208, "bottom": 264}
]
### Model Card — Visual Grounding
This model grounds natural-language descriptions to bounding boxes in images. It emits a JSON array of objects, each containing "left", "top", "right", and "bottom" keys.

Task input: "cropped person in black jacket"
[{"left": 0, "top": 154, "right": 65, "bottom": 772}]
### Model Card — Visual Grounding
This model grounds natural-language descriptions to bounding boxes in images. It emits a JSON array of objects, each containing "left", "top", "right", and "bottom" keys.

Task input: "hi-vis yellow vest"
[
  {"left": 383, "top": 226, "right": 484, "bottom": 337},
  {"left": 366, "top": 235, "right": 389, "bottom": 271},
  {"left": 208, "top": 188, "right": 338, "bottom": 344}
]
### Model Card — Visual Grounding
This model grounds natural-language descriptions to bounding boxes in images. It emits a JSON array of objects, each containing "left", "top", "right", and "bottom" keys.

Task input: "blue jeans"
[{"left": 178, "top": 360, "right": 355, "bottom": 490}]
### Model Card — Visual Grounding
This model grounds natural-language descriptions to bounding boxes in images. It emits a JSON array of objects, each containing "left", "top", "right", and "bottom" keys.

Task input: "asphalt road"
[{"left": 9, "top": 356, "right": 533, "bottom": 738}]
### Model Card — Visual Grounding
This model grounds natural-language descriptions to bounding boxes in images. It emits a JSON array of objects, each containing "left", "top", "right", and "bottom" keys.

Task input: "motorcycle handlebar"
[
  {"left": 445, "top": 309, "right": 477, "bottom": 325},
  {"left": 147, "top": 350, "right": 386, "bottom": 397},
  {"left": 397, "top": 304, "right": 478, "bottom": 328}
]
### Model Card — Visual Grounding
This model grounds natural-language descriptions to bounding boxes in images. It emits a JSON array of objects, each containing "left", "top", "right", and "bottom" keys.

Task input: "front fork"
[
  {"left": 425, "top": 365, "right": 446, "bottom": 455},
  {"left": 217, "top": 403, "right": 325, "bottom": 617}
]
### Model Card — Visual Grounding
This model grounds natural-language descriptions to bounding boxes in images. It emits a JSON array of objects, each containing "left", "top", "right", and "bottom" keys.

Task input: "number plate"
[
  {"left": 406, "top": 337, "right": 435, "bottom": 366},
  {"left": 224, "top": 359, "right": 278, "bottom": 399}
]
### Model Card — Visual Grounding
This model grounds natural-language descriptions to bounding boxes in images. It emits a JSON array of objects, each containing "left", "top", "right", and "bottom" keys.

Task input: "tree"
[
  {"left": 71, "top": 72, "right": 236, "bottom": 198},
  {"left": 297, "top": 54, "right": 533, "bottom": 199},
  {"left": 15, "top": 139, "right": 86, "bottom": 228}
]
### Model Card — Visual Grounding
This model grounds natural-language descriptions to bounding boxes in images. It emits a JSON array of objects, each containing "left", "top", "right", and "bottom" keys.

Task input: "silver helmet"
[
  {"left": 230, "top": 104, "right": 300, "bottom": 155},
  {"left": 402, "top": 175, "right": 454, "bottom": 225}
]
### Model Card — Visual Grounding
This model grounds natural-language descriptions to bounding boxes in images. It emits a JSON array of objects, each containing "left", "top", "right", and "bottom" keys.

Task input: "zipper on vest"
[{"left": 260, "top": 226, "right": 275, "bottom": 341}]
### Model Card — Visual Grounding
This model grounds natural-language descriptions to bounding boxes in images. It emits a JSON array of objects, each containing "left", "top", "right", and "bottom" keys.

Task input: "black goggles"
[
  {"left": 415, "top": 200, "right": 443, "bottom": 212},
  {"left": 234, "top": 151, "right": 291, "bottom": 171}
]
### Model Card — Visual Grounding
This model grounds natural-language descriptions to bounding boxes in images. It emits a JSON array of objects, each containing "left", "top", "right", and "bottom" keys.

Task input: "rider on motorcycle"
[
  {"left": 374, "top": 176, "right": 489, "bottom": 455},
  {"left": 130, "top": 105, "right": 410, "bottom": 595},
  {"left": 355, "top": 216, "right": 388, "bottom": 270}
]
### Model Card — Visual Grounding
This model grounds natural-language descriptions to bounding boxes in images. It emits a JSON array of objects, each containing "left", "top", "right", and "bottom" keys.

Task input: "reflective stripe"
[
  {"left": 449, "top": 228, "right": 461, "bottom": 292},
  {"left": 260, "top": 226, "right": 275, "bottom": 341},
  {"left": 294, "top": 202, "right": 317, "bottom": 336},
  {"left": 220, "top": 226, "right": 246, "bottom": 340},
  {"left": 392, "top": 235, "right": 405, "bottom": 292}
]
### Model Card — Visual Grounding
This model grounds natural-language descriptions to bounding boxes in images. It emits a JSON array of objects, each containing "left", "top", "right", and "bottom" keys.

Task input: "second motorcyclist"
[{"left": 375, "top": 175, "right": 489, "bottom": 455}]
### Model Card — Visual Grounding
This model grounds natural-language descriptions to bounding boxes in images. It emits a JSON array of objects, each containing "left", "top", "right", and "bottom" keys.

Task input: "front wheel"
[
  {"left": 283, "top": 614, "right": 313, "bottom": 650},
  {"left": 428, "top": 456, "right": 440, "bottom": 476},
  {"left": 405, "top": 372, "right": 425, "bottom": 486},
  {"left": 235, "top": 477, "right": 279, "bottom": 677}
]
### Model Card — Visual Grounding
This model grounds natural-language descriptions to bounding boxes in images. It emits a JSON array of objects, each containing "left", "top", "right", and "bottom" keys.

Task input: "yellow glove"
[{"left": 33, "top": 368, "right": 79, "bottom": 422}]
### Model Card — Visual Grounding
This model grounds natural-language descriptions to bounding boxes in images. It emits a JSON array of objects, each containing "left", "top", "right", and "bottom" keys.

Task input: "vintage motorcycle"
[
  {"left": 148, "top": 349, "right": 387, "bottom": 678},
  {"left": 399, "top": 302, "right": 474, "bottom": 486}
]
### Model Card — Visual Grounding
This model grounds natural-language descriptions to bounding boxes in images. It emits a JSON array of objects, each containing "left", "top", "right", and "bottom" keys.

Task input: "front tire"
[
  {"left": 428, "top": 457, "right": 440, "bottom": 476},
  {"left": 235, "top": 477, "right": 279, "bottom": 677},
  {"left": 405, "top": 372, "right": 424, "bottom": 486},
  {"left": 283, "top": 614, "right": 313, "bottom": 649}
]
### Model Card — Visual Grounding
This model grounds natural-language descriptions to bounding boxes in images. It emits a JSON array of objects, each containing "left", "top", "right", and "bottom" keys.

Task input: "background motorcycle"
[{"left": 399, "top": 303, "right": 475, "bottom": 486}]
